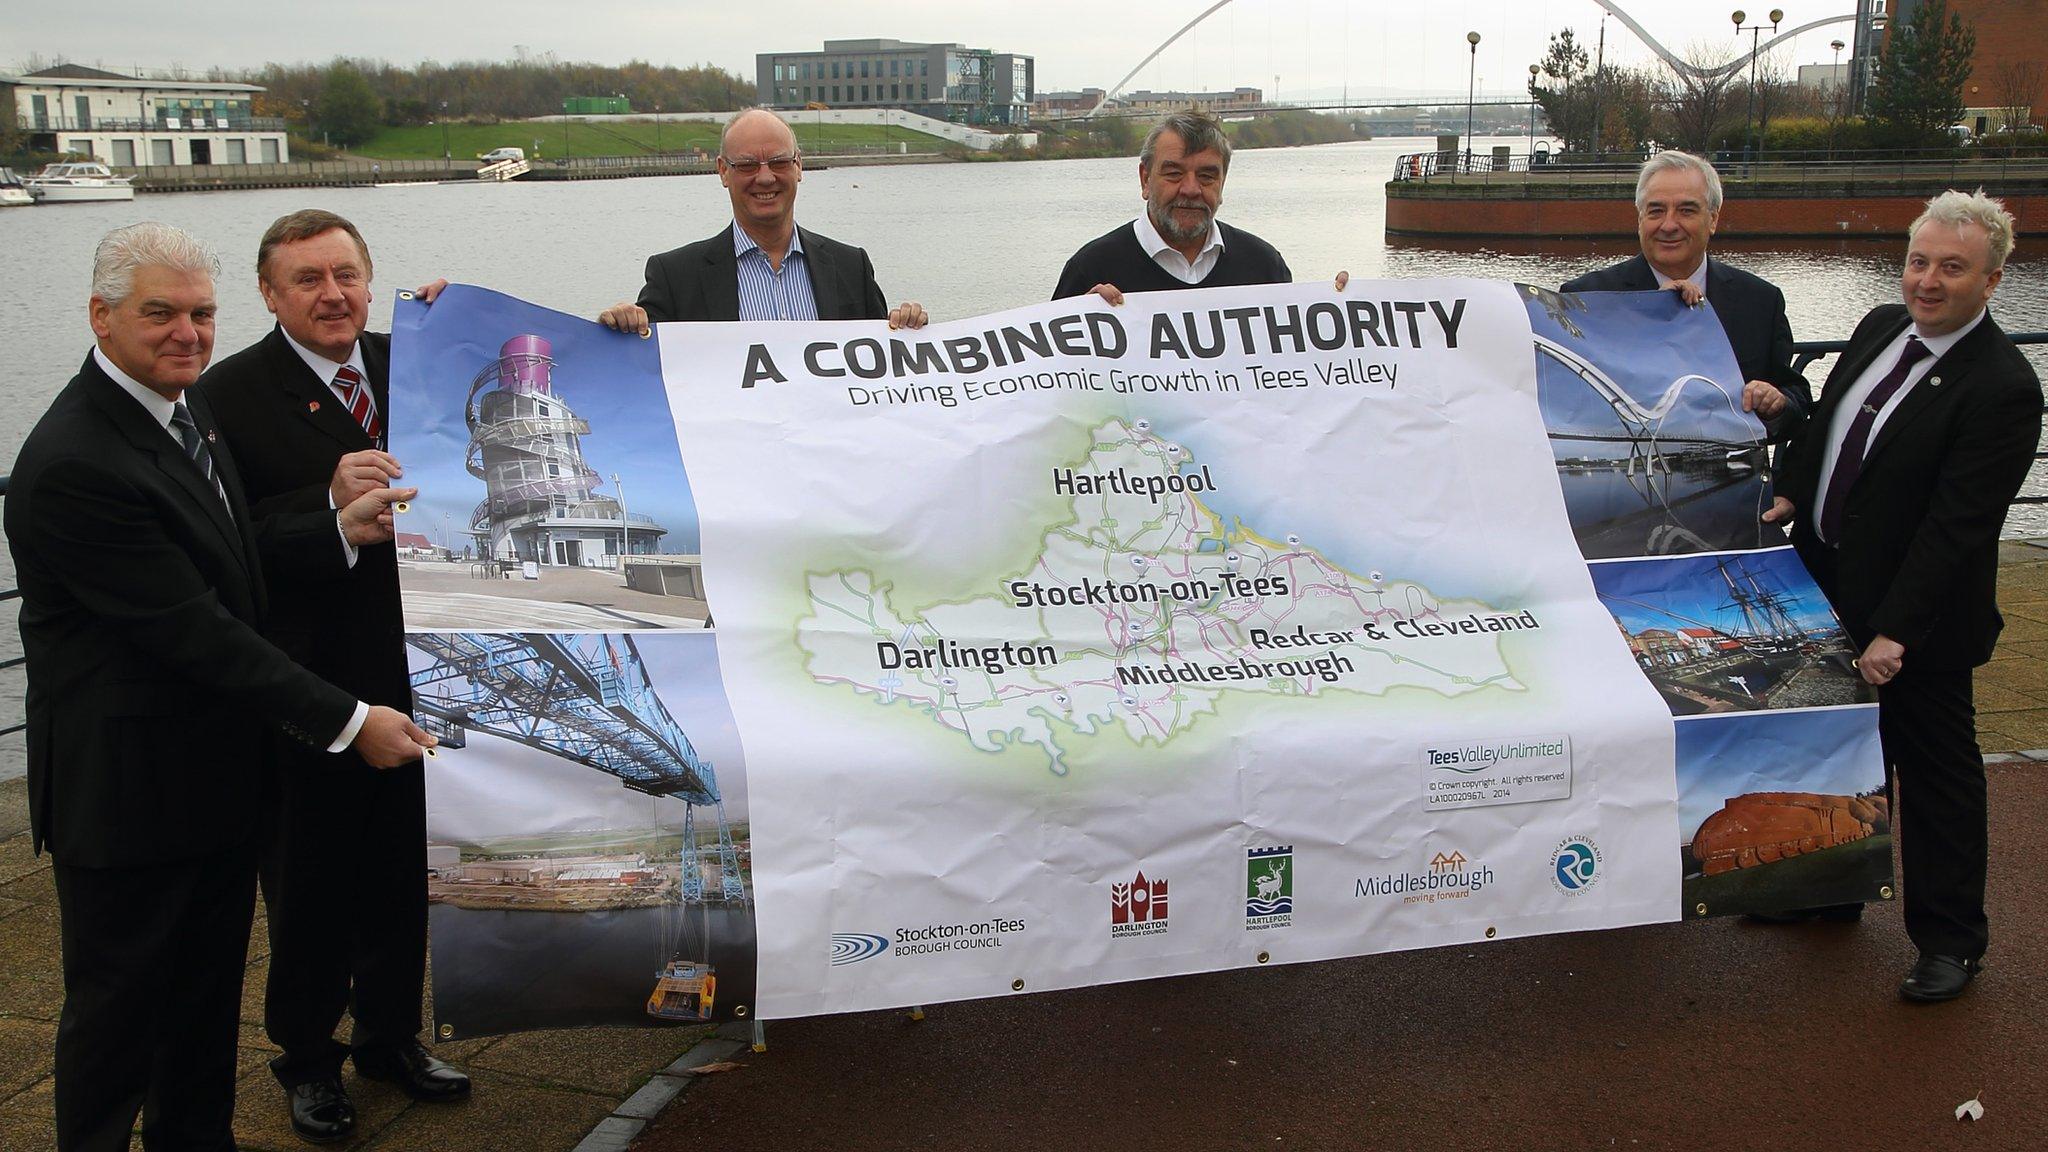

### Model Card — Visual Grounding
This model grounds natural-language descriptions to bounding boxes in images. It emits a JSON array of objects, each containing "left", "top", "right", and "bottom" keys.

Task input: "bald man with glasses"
[{"left": 600, "top": 107, "right": 926, "bottom": 332}]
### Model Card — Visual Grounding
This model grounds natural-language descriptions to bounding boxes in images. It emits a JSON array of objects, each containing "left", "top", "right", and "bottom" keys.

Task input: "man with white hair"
[
  {"left": 1562, "top": 149, "right": 1809, "bottom": 426},
  {"left": 1764, "top": 190, "right": 2043, "bottom": 1002},
  {"left": 4, "top": 222, "right": 436, "bottom": 1150}
]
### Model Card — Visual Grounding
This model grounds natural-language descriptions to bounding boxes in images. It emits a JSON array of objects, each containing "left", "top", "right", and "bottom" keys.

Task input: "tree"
[
  {"left": 1990, "top": 59, "right": 2044, "bottom": 130},
  {"left": 1660, "top": 45, "right": 1741, "bottom": 154},
  {"left": 317, "top": 62, "right": 383, "bottom": 147},
  {"left": 1867, "top": 0, "right": 1976, "bottom": 144},
  {"left": 1531, "top": 29, "right": 1592, "bottom": 152}
]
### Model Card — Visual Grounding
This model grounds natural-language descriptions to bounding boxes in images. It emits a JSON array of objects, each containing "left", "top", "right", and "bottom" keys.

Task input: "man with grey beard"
[{"left": 1053, "top": 110, "right": 1292, "bottom": 302}]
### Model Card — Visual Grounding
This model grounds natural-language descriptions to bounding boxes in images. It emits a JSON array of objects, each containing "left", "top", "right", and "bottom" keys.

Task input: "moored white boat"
[
  {"left": 24, "top": 162, "right": 136, "bottom": 203},
  {"left": 0, "top": 168, "right": 33, "bottom": 207}
]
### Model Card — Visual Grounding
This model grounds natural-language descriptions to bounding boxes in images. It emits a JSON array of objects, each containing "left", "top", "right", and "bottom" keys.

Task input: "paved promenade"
[{"left": 5, "top": 543, "right": 2048, "bottom": 1150}]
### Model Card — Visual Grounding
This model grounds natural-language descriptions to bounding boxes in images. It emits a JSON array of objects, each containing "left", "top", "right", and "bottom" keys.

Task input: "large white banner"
[{"left": 656, "top": 281, "right": 1678, "bottom": 1019}]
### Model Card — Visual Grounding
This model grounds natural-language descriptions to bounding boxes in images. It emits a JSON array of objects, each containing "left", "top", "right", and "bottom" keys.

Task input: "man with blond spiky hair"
[{"left": 1765, "top": 189, "right": 2043, "bottom": 1003}]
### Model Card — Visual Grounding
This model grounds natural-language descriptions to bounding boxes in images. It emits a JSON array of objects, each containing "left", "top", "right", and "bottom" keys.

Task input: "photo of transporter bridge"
[
  {"left": 1590, "top": 550, "right": 1872, "bottom": 715},
  {"left": 408, "top": 632, "right": 754, "bottom": 1030}
]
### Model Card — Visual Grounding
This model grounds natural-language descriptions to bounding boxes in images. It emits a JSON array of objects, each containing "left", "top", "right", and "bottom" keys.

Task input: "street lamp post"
[
  {"left": 1732, "top": 9, "right": 1783, "bottom": 163},
  {"left": 439, "top": 100, "right": 449, "bottom": 161},
  {"left": 654, "top": 102, "right": 661, "bottom": 154},
  {"left": 1527, "top": 63, "right": 1541, "bottom": 159},
  {"left": 614, "top": 473, "right": 630, "bottom": 564},
  {"left": 1828, "top": 38, "right": 1846, "bottom": 157},
  {"left": 1464, "top": 31, "right": 1482, "bottom": 173}
]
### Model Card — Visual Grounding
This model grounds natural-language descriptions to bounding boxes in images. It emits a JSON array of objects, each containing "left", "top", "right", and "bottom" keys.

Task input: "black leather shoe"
[
  {"left": 353, "top": 1040, "right": 471, "bottom": 1102},
  {"left": 286, "top": 1077, "right": 356, "bottom": 1144},
  {"left": 1900, "top": 953, "right": 1983, "bottom": 1003},
  {"left": 1744, "top": 903, "right": 1865, "bottom": 925}
]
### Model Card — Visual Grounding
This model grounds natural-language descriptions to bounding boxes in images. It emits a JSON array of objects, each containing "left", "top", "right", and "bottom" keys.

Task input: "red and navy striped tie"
[{"left": 335, "top": 364, "right": 382, "bottom": 444}]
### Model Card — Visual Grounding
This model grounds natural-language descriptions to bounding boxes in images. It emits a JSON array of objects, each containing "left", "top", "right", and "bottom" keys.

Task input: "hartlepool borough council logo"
[
  {"left": 1245, "top": 846, "right": 1293, "bottom": 930},
  {"left": 1110, "top": 870, "right": 1170, "bottom": 938},
  {"left": 1549, "top": 837, "right": 1603, "bottom": 894}
]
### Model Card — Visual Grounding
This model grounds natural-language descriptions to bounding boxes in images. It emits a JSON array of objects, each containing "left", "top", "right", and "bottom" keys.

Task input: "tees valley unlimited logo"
[
  {"left": 1110, "top": 870, "right": 1169, "bottom": 938},
  {"left": 1245, "top": 845, "right": 1293, "bottom": 930}
]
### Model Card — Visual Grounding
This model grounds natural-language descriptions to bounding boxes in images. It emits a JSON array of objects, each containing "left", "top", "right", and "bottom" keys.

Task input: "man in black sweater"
[{"left": 1054, "top": 110, "right": 1292, "bottom": 302}]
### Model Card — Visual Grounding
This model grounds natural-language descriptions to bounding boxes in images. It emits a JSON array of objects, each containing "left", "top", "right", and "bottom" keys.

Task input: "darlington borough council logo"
[{"left": 1549, "top": 836, "right": 1602, "bottom": 894}]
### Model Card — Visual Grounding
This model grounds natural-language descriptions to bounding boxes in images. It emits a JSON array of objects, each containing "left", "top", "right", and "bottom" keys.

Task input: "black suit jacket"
[
  {"left": 635, "top": 223, "right": 889, "bottom": 322},
  {"left": 1562, "top": 253, "right": 1811, "bottom": 419},
  {"left": 197, "top": 327, "right": 412, "bottom": 715},
  {"left": 1777, "top": 304, "right": 2043, "bottom": 670},
  {"left": 4, "top": 354, "right": 359, "bottom": 867}
]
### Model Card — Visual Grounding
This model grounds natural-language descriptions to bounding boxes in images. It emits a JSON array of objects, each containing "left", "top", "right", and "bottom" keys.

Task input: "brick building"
[{"left": 1892, "top": 0, "right": 2048, "bottom": 127}]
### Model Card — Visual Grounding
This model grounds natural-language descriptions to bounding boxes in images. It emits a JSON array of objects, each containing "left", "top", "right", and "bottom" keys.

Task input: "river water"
[{"left": 2, "top": 133, "right": 2045, "bottom": 779}]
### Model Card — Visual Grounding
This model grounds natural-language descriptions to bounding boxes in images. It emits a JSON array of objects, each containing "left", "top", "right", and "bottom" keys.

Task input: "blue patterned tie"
[{"left": 170, "top": 401, "right": 229, "bottom": 511}]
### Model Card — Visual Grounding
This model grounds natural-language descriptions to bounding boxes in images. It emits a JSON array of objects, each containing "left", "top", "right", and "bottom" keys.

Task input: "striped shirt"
[{"left": 733, "top": 222, "right": 820, "bottom": 322}]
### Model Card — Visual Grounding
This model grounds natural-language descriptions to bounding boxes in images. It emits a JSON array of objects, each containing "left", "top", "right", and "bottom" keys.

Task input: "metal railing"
[
  {"left": 1393, "top": 147, "right": 2048, "bottom": 187},
  {"left": 20, "top": 115, "right": 287, "bottom": 133},
  {"left": 0, "top": 328, "right": 2042, "bottom": 743}
]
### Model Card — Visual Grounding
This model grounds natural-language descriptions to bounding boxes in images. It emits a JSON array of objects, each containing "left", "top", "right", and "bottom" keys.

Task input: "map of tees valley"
[{"left": 798, "top": 418, "right": 1533, "bottom": 773}]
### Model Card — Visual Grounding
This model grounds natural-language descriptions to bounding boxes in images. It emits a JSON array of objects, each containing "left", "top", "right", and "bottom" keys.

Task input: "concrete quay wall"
[{"left": 1386, "top": 173, "right": 2048, "bottom": 239}]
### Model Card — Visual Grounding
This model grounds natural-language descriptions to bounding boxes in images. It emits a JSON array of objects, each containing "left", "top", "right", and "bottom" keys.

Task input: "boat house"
[{"left": 1, "top": 64, "right": 291, "bottom": 167}]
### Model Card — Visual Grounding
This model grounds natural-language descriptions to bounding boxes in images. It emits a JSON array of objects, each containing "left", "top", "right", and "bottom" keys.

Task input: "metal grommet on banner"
[
  {"left": 1011, "top": 979, "right": 1025, "bottom": 992},
  {"left": 1881, "top": 885, "right": 1895, "bottom": 900},
  {"left": 398, "top": 290, "right": 415, "bottom": 301},
  {"left": 437, "top": 1023, "right": 454, "bottom": 1039},
  {"left": 1256, "top": 951, "right": 1270, "bottom": 965},
  {"left": 423, "top": 747, "right": 438, "bottom": 758},
  {"left": 393, "top": 501, "right": 411, "bottom": 514},
  {"left": 733, "top": 1004, "right": 748, "bottom": 1018},
  {"left": 639, "top": 327, "right": 652, "bottom": 339},
  {"left": 1695, "top": 902, "right": 1709, "bottom": 917},
  {"left": 1484, "top": 926, "right": 1497, "bottom": 940}
]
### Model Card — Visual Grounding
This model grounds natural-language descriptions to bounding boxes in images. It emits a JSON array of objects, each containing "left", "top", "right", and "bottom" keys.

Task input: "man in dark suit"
[
  {"left": 1765, "top": 190, "right": 2042, "bottom": 1002},
  {"left": 6, "top": 222, "right": 433, "bottom": 1152},
  {"left": 1562, "top": 150, "right": 1809, "bottom": 430},
  {"left": 198, "top": 210, "right": 469, "bottom": 1141},
  {"left": 599, "top": 107, "right": 925, "bottom": 332}
]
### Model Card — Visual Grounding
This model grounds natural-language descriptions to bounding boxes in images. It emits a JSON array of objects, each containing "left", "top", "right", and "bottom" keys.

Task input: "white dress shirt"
[
  {"left": 95, "top": 345, "right": 371, "bottom": 753},
  {"left": 281, "top": 329, "right": 372, "bottom": 414},
  {"left": 1653, "top": 256, "right": 1707, "bottom": 295},
  {"left": 1133, "top": 212, "right": 1225, "bottom": 284},
  {"left": 1812, "top": 308, "right": 1987, "bottom": 520}
]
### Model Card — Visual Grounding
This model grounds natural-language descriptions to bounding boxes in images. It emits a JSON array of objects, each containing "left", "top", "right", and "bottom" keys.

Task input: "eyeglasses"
[{"left": 722, "top": 154, "right": 799, "bottom": 175}]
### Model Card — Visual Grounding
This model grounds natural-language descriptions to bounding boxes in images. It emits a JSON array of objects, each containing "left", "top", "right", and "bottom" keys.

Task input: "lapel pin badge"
[
  {"left": 308, "top": 400, "right": 322, "bottom": 412},
  {"left": 206, "top": 429, "right": 217, "bottom": 443},
  {"left": 1929, "top": 376, "right": 1942, "bottom": 386}
]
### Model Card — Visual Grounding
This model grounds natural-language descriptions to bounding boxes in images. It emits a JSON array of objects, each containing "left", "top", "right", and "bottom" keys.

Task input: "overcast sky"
[{"left": 8, "top": 1, "right": 1861, "bottom": 101}]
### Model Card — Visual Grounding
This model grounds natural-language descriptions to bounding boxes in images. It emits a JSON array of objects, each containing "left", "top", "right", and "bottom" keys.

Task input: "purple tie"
[{"left": 1817, "top": 335, "right": 1931, "bottom": 544}]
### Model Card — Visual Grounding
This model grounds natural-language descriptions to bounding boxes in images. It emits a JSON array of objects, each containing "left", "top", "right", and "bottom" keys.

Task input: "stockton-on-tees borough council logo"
[
  {"left": 828, "top": 933, "right": 890, "bottom": 966},
  {"left": 1550, "top": 836, "right": 1602, "bottom": 894},
  {"left": 1245, "top": 845, "right": 1292, "bottom": 931},
  {"left": 1110, "top": 870, "right": 1169, "bottom": 938}
]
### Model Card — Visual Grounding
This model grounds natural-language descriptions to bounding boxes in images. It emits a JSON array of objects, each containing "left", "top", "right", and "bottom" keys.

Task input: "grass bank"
[{"left": 356, "top": 118, "right": 952, "bottom": 160}]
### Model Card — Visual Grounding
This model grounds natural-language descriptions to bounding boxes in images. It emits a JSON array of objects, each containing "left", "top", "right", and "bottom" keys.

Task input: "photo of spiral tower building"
[
  {"left": 468, "top": 333, "right": 668, "bottom": 567},
  {"left": 393, "top": 321, "right": 709, "bottom": 632}
]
